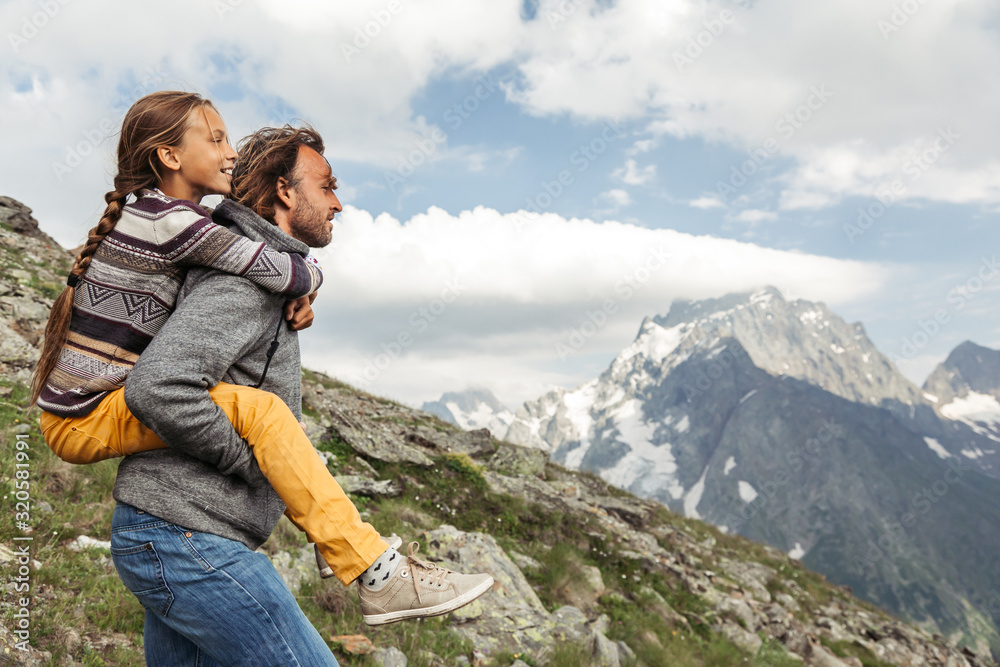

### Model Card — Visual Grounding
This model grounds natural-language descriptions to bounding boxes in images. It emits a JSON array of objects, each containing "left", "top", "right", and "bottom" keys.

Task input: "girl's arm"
[{"left": 157, "top": 209, "right": 323, "bottom": 299}]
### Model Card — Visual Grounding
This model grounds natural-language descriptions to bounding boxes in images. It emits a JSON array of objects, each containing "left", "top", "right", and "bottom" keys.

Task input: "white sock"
[{"left": 360, "top": 547, "right": 401, "bottom": 590}]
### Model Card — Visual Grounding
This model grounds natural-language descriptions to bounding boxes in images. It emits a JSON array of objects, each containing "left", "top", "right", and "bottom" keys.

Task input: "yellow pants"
[{"left": 39, "top": 382, "right": 386, "bottom": 585}]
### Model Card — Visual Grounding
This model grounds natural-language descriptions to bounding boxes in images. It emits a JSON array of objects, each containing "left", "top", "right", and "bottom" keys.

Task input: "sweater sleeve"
[
  {"left": 156, "top": 209, "right": 323, "bottom": 298},
  {"left": 123, "top": 274, "right": 274, "bottom": 483}
]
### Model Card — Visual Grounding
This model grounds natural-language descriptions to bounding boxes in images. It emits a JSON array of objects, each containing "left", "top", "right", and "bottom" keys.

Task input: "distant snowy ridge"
[{"left": 420, "top": 388, "right": 514, "bottom": 439}]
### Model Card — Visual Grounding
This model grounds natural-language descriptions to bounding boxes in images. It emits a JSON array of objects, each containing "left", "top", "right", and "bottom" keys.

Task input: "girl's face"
[{"left": 170, "top": 105, "right": 238, "bottom": 202}]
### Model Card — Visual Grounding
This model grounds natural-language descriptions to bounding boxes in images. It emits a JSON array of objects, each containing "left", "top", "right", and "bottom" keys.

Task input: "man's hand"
[{"left": 285, "top": 292, "right": 317, "bottom": 331}]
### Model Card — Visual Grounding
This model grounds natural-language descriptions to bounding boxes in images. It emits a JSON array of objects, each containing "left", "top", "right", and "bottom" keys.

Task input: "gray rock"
[
  {"left": 371, "top": 646, "right": 407, "bottom": 667},
  {"left": 714, "top": 594, "right": 757, "bottom": 632},
  {"left": 351, "top": 456, "right": 380, "bottom": 478},
  {"left": 718, "top": 621, "right": 762, "bottom": 656},
  {"left": 777, "top": 592, "right": 801, "bottom": 612},
  {"left": 0, "top": 196, "right": 51, "bottom": 240},
  {"left": 485, "top": 440, "right": 548, "bottom": 477},
  {"left": 0, "top": 619, "right": 53, "bottom": 665},
  {"left": 332, "top": 420, "right": 434, "bottom": 466},
  {"left": 616, "top": 640, "right": 636, "bottom": 664},
  {"left": 266, "top": 546, "right": 316, "bottom": 593},
  {"left": 420, "top": 525, "right": 551, "bottom": 656},
  {"left": 338, "top": 475, "right": 401, "bottom": 498},
  {"left": 807, "top": 641, "right": 852, "bottom": 667},
  {"left": 449, "top": 428, "right": 496, "bottom": 458},
  {"left": 507, "top": 550, "right": 541, "bottom": 571},
  {"left": 591, "top": 631, "right": 622, "bottom": 667},
  {"left": 719, "top": 558, "right": 774, "bottom": 603},
  {"left": 551, "top": 606, "right": 590, "bottom": 643}
]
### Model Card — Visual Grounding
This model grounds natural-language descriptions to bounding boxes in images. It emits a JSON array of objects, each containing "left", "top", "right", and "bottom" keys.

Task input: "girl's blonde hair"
[{"left": 30, "top": 91, "right": 216, "bottom": 406}]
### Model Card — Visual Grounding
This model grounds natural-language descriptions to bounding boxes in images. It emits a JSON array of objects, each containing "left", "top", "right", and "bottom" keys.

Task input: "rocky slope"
[
  {"left": 0, "top": 197, "right": 73, "bottom": 384},
  {"left": 1, "top": 196, "right": 996, "bottom": 666}
]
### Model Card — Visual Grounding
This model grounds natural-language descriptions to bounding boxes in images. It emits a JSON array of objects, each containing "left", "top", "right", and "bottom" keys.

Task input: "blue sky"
[{"left": 3, "top": 0, "right": 999, "bottom": 408}]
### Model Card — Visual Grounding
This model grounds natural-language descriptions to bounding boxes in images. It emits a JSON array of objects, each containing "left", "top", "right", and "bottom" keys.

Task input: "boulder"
[
  {"left": 339, "top": 476, "right": 401, "bottom": 498},
  {"left": 266, "top": 546, "right": 316, "bottom": 594},
  {"left": 371, "top": 646, "right": 408, "bottom": 667},
  {"left": 485, "top": 440, "right": 548, "bottom": 477},
  {"left": 718, "top": 621, "right": 762, "bottom": 656}
]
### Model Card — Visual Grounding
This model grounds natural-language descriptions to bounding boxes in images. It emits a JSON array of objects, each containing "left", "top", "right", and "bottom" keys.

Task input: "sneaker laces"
[{"left": 405, "top": 541, "right": 451, "bottom": 604}]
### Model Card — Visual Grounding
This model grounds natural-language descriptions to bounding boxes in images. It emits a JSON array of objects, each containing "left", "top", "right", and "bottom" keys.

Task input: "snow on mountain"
[
  {"left": 420, "top": 388, "right": 514, "bottom": 438},
  {"left": 504, "top": 286, "right": 934, "bottom": 513},
  {"left": 925, "top": 341, "right": 1000, "bottom": 442}
]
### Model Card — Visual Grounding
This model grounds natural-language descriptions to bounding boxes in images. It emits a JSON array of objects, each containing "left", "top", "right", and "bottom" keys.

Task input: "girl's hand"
[{"left": 285, "top": 293, "right": 317, "bottom": 331}]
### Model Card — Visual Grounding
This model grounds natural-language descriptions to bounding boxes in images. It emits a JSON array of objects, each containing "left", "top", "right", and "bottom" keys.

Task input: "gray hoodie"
[{"left": 114, "top": 199, "right": 308, "bottom": 548}]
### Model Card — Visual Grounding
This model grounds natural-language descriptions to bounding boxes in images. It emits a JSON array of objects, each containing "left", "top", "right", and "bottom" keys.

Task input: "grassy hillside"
[
  {"left": 1, "top": 370, "right": 994, "bottom": 666},
  {"left": 0, "top": 197, "right": 994, "bottom": 666}
]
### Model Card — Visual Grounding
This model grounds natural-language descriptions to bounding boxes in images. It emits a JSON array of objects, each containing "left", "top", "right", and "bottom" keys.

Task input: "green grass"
[
  {"left": 0, "top": 382, "right": 146, "bottom": 664},
  {"left": 0, "top": 372, "right": 950, "bottom": 666},
  {"left": 820, "top": 636, "right": 896, "bottom": 667},
  {"left": 296, "top": 575, "right": 473, "bottom": 666}
]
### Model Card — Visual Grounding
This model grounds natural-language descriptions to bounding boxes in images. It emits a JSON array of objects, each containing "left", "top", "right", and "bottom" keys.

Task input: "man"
[{"left": 112, "top": 126, "right": 491, "bottom": 665}]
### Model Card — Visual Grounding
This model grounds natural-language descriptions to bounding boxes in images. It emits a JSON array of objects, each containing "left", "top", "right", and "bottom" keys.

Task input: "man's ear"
[
  {"left": 156, "top": 146, "right": 182, "bottom": 173},
  {"left": 275, "top": 176, "right": 295, "bottom": 210}
]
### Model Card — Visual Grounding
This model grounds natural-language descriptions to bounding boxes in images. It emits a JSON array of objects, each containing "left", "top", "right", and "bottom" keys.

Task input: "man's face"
[{"left": 287, "top": 145, "right": 341, "bottom": 247}]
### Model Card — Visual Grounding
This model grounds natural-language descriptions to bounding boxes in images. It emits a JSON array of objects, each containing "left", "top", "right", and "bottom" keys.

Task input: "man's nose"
[{"left": 330, "top": 193, "right": 342, "bottom": 213}]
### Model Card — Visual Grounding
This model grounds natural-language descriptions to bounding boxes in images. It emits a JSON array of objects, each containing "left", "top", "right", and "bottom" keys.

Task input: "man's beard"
[{"left": 289, "top": 197, "right": 332, "bottom": 247}]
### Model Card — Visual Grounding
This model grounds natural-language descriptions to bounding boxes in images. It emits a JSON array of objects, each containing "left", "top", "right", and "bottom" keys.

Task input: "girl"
[{"left": 31, "top": 91, "right": 394, "bottom": 587}]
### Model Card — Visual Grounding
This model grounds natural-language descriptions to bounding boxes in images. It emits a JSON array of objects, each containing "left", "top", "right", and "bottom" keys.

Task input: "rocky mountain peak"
[
  {"left": 639, "top": 285, "right": 923, "bottom": 407},
  {"left": 654, "top": 285, "right": 786, "bottom": 329},
  {"left": 421, "top": 387, "right": 515, "bottom": 438},
  {"left": 0, "top": 196, "right": 61, "bottom": 246},
  {"left": 923, "top": 341, "right": 1000, "bottom": 441},
  {"left": 924, "top": 341, "right": 1000, "bottom": 403}
]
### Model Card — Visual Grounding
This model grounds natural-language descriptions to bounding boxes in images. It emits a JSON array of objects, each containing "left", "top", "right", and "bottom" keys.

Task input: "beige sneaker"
[
  {"left": 315, "top": 535, "right": 402, "bottom": 580},
  {"left": 358, "top": 542, "right": 494, "bottom": 626}
]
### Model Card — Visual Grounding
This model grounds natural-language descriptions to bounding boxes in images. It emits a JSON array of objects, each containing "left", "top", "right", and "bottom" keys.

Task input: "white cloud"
[
  {"left": 600, "top": 188, "right": 632, "bottom": 209},
  {"left": 627, "top": 139, "right": 657, "bottom": 156},
  {"left": 505, "top": 0, "right": 1000, "bottom": 208},
  {"left": 612, "top": 158, "right": 657, "bottom": 186},
  {"left": 0, "top": 0, "right": 525, "bottom": 245},
  {"left": 303, "top": 204, "right": 891, "bottom": 405},
  {"left": 690, "top": 196, "right": 725, "bottom": 209},
  {"left": 729, "top": 209, "right": 778, "bottom": 224},
  {"left": 6, "top": 0, "right": 1000, "bottom": 249}
]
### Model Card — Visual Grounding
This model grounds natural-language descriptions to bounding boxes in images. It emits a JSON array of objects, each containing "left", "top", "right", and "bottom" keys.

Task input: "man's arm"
[{"left": 123, "top": 272, "right": 275, "bottom": 481}]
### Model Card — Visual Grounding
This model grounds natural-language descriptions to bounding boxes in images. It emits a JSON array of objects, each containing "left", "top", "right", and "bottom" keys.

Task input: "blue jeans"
[{"left": 110, "top": 503, "right": 339, "bottom": 666}]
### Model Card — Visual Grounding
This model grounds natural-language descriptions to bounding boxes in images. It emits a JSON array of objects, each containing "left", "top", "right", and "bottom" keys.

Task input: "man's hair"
[{"left": 230, "top": 125, "right": 326, "bottom": 223}]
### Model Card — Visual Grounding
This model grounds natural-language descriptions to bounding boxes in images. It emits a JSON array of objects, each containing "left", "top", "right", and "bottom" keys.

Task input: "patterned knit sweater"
[{"left": 38, "top": 190, "right": 323, "bottom": 418}]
